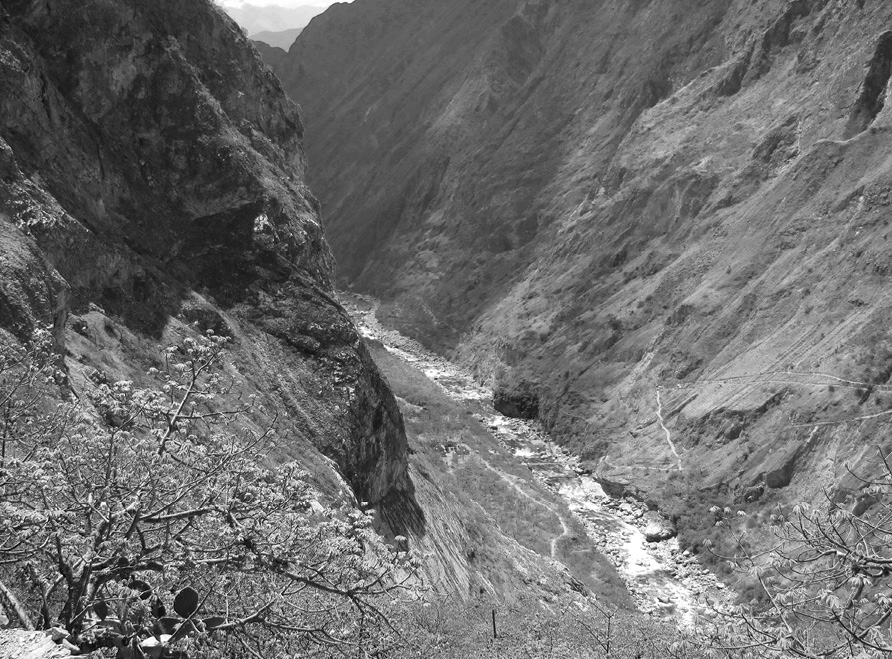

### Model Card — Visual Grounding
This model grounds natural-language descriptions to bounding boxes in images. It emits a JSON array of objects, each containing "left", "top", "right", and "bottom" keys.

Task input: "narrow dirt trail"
[
  {"left": 458, "top": 441, "right": 573, "bottom": 559},
  {"left": 344, "top": 295, "right": 729, "bottom": 626},
  {"left": 551, "top": 515, "right": 573, "bottom": 560},
  {"left": 656, "top": 388, "right": 683, "bottom": 471}
]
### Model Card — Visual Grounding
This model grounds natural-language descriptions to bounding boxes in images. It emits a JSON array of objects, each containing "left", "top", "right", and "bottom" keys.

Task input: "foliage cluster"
[
  {"left": 5, "top": 327, "right": 892, "bottom": 658},
  {"left": 387, "top": 594, "right": 707, "bottom": 659},
  {"left": 713, "top": 457, "right": 892, "bottom": 658},
  {"left": 0, "top": 330, "right": 412, "bottom": 658}
]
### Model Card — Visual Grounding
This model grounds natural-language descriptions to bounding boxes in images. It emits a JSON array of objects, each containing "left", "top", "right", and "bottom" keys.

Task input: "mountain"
[
  {"left": 272, "top": 0, "right": 892, "bottom": 546},
  {"left": 252, "top": 39, "right": 289, "bottom": 67},
  {"left": 0, "top": 0, "right": 623, "bottom": 608},
  {"left": 0, "top": 0, "right": 405, "bottom": 519},
  {"left": 251, "top": 26, "right": 303, "bottom": 50},
  {"left": 220, "top": 3, "right": 324, "bottom": 35}
]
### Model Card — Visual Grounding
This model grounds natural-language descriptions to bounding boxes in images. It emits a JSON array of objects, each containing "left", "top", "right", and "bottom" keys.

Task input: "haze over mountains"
[
  {"left": 270, "top": 0, "right": 892, "bottom": 548},
  {"left": 217, "top": 1, "right": 327, "bottom": 45},
  {"left": 251, "top": 26, "right": 304, "bottom": 49}
]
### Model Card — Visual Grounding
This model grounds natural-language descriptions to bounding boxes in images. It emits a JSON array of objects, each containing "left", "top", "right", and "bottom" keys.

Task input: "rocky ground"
[
  {"left": 344, "top": 293, "right": 731, "bottom": 625},
  {"left": 0, "top": 631, "right": 71, "bottom": 659}
]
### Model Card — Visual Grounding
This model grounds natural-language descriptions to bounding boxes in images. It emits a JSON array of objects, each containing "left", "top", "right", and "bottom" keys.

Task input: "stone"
[
  {"left": 492, "top": 380, "right": 539, "bottom": 420},
  {"left": 0, "top": 631, "right": 71, "bottom": 659},
  {"left": 643, "top": 511, "right": 677, "bottom": 543}
]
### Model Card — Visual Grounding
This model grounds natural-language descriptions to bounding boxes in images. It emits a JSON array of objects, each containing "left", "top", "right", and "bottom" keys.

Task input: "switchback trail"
[{"left": 343, "top": 294, "right": 728, "bottom": 627}]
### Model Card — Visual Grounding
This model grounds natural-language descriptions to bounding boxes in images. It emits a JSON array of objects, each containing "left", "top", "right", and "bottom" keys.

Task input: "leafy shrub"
[
  {"left": 0, "top": 330, "right": 413, "bottom": 657},
  {"left": 713, "top": 464, "right": 892, "bottom": 658}
]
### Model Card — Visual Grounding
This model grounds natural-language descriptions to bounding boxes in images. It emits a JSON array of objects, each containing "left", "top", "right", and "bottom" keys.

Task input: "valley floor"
[{"left": 342, "top": 293, "right": 731, "bottom": 625}]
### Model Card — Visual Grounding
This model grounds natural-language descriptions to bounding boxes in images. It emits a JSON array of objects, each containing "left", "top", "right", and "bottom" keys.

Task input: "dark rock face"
[
  {"left": 844, "top": 30, "right": 892, "bottom": 137},
  {"left": 272, "top": 0, "right": 521, "bottom": 314},
  {"left": 272, "top": 0, "right": 892, "bottom": 522},
  {"left": 0, "top": 0, "right": 408, "bottom": 505},
  {"left": 493, "top": 380, "right": 539, "bottom": 420}
]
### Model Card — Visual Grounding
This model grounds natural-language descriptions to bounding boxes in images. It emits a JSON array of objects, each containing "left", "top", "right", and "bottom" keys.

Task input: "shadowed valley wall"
[
  {"left": 0, "top": 0, "right": 408, "bottom": 507},
  {"left": 274, "top": 0, "right": 892, "bottom": 531}
]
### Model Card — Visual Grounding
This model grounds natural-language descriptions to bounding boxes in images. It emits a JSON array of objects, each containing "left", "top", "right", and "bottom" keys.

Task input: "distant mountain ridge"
[
  {"left": 221, "top": 3, "right": 324, "bottom": 35},
  {"left": 252, "top": 40, "right": 289, "bottom": 67},
  {"left": 251, "top": 26, "right": 303, "bottom": 49}
]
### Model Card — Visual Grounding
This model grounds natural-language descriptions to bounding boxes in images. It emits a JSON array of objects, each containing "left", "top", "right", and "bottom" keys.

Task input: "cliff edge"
[{"left": 0, "top": 0, "right": 408, "bottom": 506}]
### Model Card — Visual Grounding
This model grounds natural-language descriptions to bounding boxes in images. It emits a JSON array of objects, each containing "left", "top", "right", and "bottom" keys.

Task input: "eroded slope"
[
  {"left": 0, "top": 0, "right": 627, "bottom": 605},
  {"left": 0, "top": 0, "right": 407, "bottom": 506},
  {"left": 276, "top": 0, "right": 892, "bottom": 541}
]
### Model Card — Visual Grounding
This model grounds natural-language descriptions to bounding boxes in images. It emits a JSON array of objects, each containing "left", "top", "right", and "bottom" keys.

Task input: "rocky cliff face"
[
  {"left": 0, "top": 0, "right": 408, "bottom": 506},
  {"left": 274, "top": 0, "right": 892, "bottom": 536}
]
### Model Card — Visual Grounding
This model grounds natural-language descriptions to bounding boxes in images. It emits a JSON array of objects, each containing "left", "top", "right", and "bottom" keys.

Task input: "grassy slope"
[{"left": 367, "top": 339, "right": 630, "bottom": 607}]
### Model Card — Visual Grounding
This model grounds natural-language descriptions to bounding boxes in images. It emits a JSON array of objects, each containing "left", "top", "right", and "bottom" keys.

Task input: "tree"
[
  {"left": 0, "top": 329, "right": 414, "bottom": 658},
  {"left": 710, "top": 456, "right": 892, "bottom": 658}
]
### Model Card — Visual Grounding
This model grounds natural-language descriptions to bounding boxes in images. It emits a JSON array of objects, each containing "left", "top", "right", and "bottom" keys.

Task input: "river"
[{"left": 345, "top": 296, "right": 729, "bottom": 627}]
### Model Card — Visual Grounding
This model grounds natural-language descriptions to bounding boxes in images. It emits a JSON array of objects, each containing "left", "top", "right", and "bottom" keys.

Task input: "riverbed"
[{"left": 344, "top": 295, "right": 728, "bottom": 626}]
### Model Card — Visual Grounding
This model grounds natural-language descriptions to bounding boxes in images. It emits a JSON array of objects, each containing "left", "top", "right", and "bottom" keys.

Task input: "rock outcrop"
[
  {"left": 271, "top": 0, "right": 892, "bottom": 536},
  {"left": 0, "top": 631, "right": 70, "bottom": 659},
  {"left": 643, "top": 511, "right": 677, "bottom": 543},
  {"left": 0, "top": 0, "right": 408, "bottom": 506},
  {"left": 493, "top": 379, "right": 539, "bottom": 419}
]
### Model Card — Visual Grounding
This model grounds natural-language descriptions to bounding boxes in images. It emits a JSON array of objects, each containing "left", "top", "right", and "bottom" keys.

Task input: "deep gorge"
[
  {"left": 270, "top": 0, "right": 892, "bottom": 566},
  {"left": 4, "top": 0, "right": 892, "bottom": 655}
]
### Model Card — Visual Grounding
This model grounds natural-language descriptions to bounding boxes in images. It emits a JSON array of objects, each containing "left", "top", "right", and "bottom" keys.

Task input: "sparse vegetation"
[
  {"left": 0, "top": 330, "right": 412, "bottom": 658},
  {"left": 387, "top": 594, "right": 711, "bottom": 658},
  {"left": 10, "top": 324, "right": 892, "bottom": 658},
  {"left": 366, "top": 340, "right": 629, "bottom": 606},
  {"left": 714, "top": 453, "right": 892, "bottom": 657}
]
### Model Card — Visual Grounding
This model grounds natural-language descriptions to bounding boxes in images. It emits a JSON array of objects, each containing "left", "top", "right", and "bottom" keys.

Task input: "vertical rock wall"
[{"left": 0, "top": 0, "right": 409, "bottom": 505}]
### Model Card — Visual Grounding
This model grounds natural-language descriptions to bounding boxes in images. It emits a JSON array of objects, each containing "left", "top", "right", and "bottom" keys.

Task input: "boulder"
[
  {"left": 0, "top": 631, "right": 71, "bottom": 659},
  {"left": 643, "top": 511, "right": 677, "bottom": 543}
]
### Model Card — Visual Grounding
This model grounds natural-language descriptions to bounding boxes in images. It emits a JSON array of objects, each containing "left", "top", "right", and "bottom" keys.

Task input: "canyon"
[
  {"left": 345, "top": 293, "right": 730, "bottom": 623},
  {"left": 5, "top": 0, "right": 892, "bottom": 654},
  {"left": 271, "top": 0, "right": 892, "bottom": 555},
  {"left": 0, "top": 0, "right": 626, "bottom": 629}
]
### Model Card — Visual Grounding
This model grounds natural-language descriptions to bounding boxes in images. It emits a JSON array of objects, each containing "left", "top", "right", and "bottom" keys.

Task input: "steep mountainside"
[
  {"left": 275, "top": 0, "right": 892, "bottom": 536},
  {"left": 0, "top": 0, "right": 406, "bottom": 510},
  {"left": 0, "top": 0, "right": 620, "bottom": 604}
]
